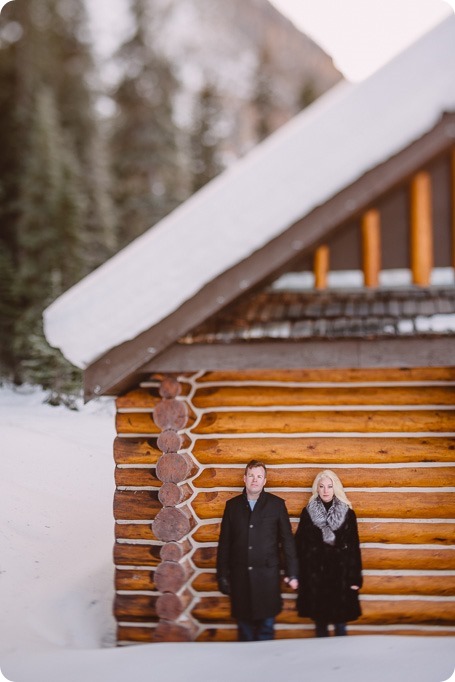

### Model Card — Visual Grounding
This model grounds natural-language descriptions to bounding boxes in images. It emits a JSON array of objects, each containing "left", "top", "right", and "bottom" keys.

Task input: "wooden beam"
[
  {"left": 361, "top": 208, "right": 381, "bottom": 287},
  {"left": 139, "top": 337, "right": 455, "bottom": 375},
  {"left": 314, "top": 245, "right": 329, "bottom": 289},
  {"left": 451, "top": 147, "right": 455, "bottom": 269},
  {"left": 410, "top": 171, "right": 433, "bottom": 285}
]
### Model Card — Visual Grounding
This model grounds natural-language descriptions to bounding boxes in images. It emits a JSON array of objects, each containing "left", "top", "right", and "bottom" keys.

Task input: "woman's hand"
[
  {"left": 350, "top": 585, "right": 359, "bottom": 590},
  {"left": 284, "top": 577, "right": 299, "bottom": 590}
]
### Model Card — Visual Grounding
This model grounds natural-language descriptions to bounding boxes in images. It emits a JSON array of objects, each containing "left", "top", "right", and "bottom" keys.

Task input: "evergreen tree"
[
  {"left": 251, "top": 45, "right": 277, "bottom": 144},
  {"left": 189, "top": 81, "right": 224, "bottom": 193},
  {"left": 0, "top": 0, "right": 114, "bottom": 397},
  {"left": 111, "top": 0, "right": 185, "bottom": 248}
]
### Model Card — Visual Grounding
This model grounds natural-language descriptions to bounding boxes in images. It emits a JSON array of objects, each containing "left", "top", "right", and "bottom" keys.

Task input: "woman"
[{"left": 295, "top": 469, "right": 363, "bottom": 637}]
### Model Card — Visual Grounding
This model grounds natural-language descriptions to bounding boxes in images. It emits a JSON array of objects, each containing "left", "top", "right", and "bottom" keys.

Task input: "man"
[{"left": 216, "top": 459, "right": 299, "bottom": 641}]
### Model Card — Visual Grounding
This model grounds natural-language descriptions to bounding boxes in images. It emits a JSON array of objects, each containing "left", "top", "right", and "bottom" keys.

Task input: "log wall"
[{"left": 114, "top": 367, "right": 455, "bottom": 643}]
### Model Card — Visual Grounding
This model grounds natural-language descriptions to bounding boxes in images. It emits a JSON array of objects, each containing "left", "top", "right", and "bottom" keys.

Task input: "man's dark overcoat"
[
  {"left": 217, "top": 489, "right": 298, "bottom": 621},
  {"left": 295, "top": 504, "right": 363, "bottom": 624}
]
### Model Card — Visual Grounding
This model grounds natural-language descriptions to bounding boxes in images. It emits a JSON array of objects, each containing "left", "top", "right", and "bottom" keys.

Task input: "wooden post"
[
  {"left": 361, "top": 209, "right": 381, "bottom": 287},
  {"left": 451, "top": 148, "right": 455, "bottom": 271},
  {"left": 410, "top": 171, "right": 433, "bottom": 286},
  {"left": 314, "top": 245, "right": 329, "bottom": 289}
]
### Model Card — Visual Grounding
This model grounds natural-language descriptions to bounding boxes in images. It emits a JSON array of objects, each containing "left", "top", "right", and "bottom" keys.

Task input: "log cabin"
[{"left": 44, "top": 16, "right": 455, "bottom": 643}]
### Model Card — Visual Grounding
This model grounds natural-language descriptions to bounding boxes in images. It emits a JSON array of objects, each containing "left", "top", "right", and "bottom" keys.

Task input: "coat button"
[
  {"left": 249, "top": 546, "right": 253, "bottom": 550},
  {"left": 248, "top": 566, "right": 253, "bottom": 570},
  {"left": 249, "top": 524, "right": 253, "bottom": 528}
]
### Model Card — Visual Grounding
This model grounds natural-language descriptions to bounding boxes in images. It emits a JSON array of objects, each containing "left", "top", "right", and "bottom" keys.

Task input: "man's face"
[{"left": 244, "top": 466, "right": 267, "bottom": 499}]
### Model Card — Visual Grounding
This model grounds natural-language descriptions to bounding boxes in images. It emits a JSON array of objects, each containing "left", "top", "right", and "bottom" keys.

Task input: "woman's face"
[{"left": 317, "top": 476, "right": 334, "bottom": 503}]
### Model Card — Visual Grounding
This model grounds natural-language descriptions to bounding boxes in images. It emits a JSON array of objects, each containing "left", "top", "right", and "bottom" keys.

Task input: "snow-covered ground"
[{"left": 0, "top": 384, "right": 453, "bottom": 682}]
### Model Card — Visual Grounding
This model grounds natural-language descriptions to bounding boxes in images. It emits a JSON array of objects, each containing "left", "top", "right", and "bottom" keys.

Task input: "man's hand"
[
  {"left": 218, "top": 577, "right": 231, "bottom": 595},
  {"left": 284, "top": 577, "right": 299, "bottom": 590}
]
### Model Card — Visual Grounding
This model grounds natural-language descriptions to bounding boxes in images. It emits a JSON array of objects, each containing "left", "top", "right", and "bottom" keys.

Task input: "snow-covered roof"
[{"left": 44, "top": 15, "right": 455, "bottom": 370}]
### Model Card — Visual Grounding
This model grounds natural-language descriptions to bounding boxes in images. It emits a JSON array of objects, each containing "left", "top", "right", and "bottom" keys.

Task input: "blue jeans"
[
  {"left": 237, "top": 617, "right": 275, "bottom": 641},
  {"left": 315, "top": 622, "right": 347, "bottom": 637}
]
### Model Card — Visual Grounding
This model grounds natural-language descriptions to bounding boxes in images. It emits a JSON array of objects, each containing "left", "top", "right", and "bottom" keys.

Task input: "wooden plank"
[
  {"left": 361, "top": 208, "right": 381, "bottom": 287},
  {"left": 192, "top": 595, "right": 455, "bottom": 625},
  {"left": 190, "top": 572, "right": 455, "bottom": 597},
  {"left": 191, "top": 520, "right": 455, "bottom": 545},
  {"left": 192, "top": 436, "right": 455, "bottom": 464},
  {"left": 192, "top": 466, "right": 455, "bottom": 489},
  {"left": 191, "top": 490, "right": 455, "bottom": 520},
  {"left": 115, "top": 569, "right": 155, "bottom": 591},
  {"left": 191, "top": 545, "right": 455, "bottom": 571},
  {"left": 114, "top": 594, "right": 158, "bottom": 621},
  {"left": 114, "top": 543, "right": 162, "bottom": 567},
  {"left": 192, "top": 385, "right": 455, "bottom": 408},
  {"left": 197, "top": 368, "right": 455, "bottom": 383},
  {"left": 115, "top": 467, "right": 161, "bottom": 488},
  {"left": 410, "top": 171, "right": 433, "bottom": 286},
  {"left": 193, "top": 409, "right": 455, "bottom": 435},
  {"left": 115, "top": 523, "right": 157, "bottom": 542},
  {"left": 114, "top": 490, "right": 161, "bottom": 521}
]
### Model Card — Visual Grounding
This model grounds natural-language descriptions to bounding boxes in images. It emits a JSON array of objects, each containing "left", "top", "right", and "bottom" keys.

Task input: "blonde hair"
[{"left": 309, "top": 469, "right": 352, "bottom": 508}]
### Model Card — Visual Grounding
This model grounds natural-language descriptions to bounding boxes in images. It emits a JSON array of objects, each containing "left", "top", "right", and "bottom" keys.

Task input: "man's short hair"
[{"left": 244, "top": 459, "right": 267, "bottom": 476}]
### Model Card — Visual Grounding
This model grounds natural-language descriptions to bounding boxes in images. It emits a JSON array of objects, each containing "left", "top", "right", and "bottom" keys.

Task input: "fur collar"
[{"left": 307, "top": 496, "right": 349, "bottom": 545}]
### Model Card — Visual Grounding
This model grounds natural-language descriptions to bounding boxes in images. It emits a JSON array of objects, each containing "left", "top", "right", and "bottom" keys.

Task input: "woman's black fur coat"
[{"left": 295, "top": 499, "right": 363, "bottom": 624}]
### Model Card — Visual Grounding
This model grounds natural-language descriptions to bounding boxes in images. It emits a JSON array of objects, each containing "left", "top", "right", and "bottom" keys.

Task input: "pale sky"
[
  {"left": 0, "top": 0, "right": 453, "bottom": 82},
  {"left": 270, "top": 0, "right": 453, "bottom": 80}
]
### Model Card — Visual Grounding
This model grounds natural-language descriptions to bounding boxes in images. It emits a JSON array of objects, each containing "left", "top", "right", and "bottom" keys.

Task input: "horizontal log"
[
  {"left": 114, "top": 490, "right": 161, "bottom": 521},
  {"left": 197, "top": 368, "right": 455, "bottom": 383},
  {"left": 195, "top": 627, "right": 314, "bottom": 642},
  {"left": 117, "top": 625, "right": 156, "bottom": 643},
  {"left": 192, "top": 385, "right": 455, "bottom": 408},
  {"left": 190, "top": 572, "right": 455, "bottom": 596},
  {"left": 152, "top": 505, "right": 196, "bottom": 542},
  {"left": 195, "top": 626, "right": 455, "bottom": 641},
  {"left": 192, "top": 436, "right": 455, "bottom": 464},
  {"left": 153, "top": 399, "right": 189, "bottom": 431},
  {"left": 156, "top": 589, "right": 192, "bottom": 620},
  {"left": 116, "top": 387, "right": 161, "bottom": 409},
  {"left": 191, "top": 520, "right": 455, "bottom": 545},
  {"left": 116, "top": 413, "right": 160, "bottom": 435},
  {"left": 192, "top": 466, "right": 455, "bottom": 489},
  {"left": 192, "top": 595, "right": 455, "bottom": 625},
  {"left": 191, "top": 490, "right": 455, "bottom": 520},
  {"left": 115, "top": 467, "right": 160, "bottom": 488},
  {"left": 160, "top": 539, "right": 192, "bottom": 562},
  {"left": 114, "top": 437, "right": 161, "bottom": 465},
  {"left": 362, "top": 574, "right": 455, "bottom": 596},
  {"left": 191, "top": 545, "right": 455, "bottom": 571},
  {"left": 114, "top": 543, "right": 161, "bottom": 567},
  {"left": 156, "top": 452, "right": 198, "bottom": 483},
  {"left": 153, "top": 618, "right": 197, "bottom": 642},
  {"left": 114, "top": 594, "right": 158, "bottom": 621},
  {"left": 115, "top": 569, "right": 155, "bottom": 591},
  {"left": 193, "top": 410, "right": 455, "bottom": 435},
  {"left": 116, "top": 384, "right": 191, "bottom": 409},
  {"left": 154, "top": 559, "right": 192, "bottom": 593},
  {"left": 158, "top": 481, "right": 192, "bottom": 507},
  {"left": 115, "top": 523, "right": 157, "bottom": 542}
]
